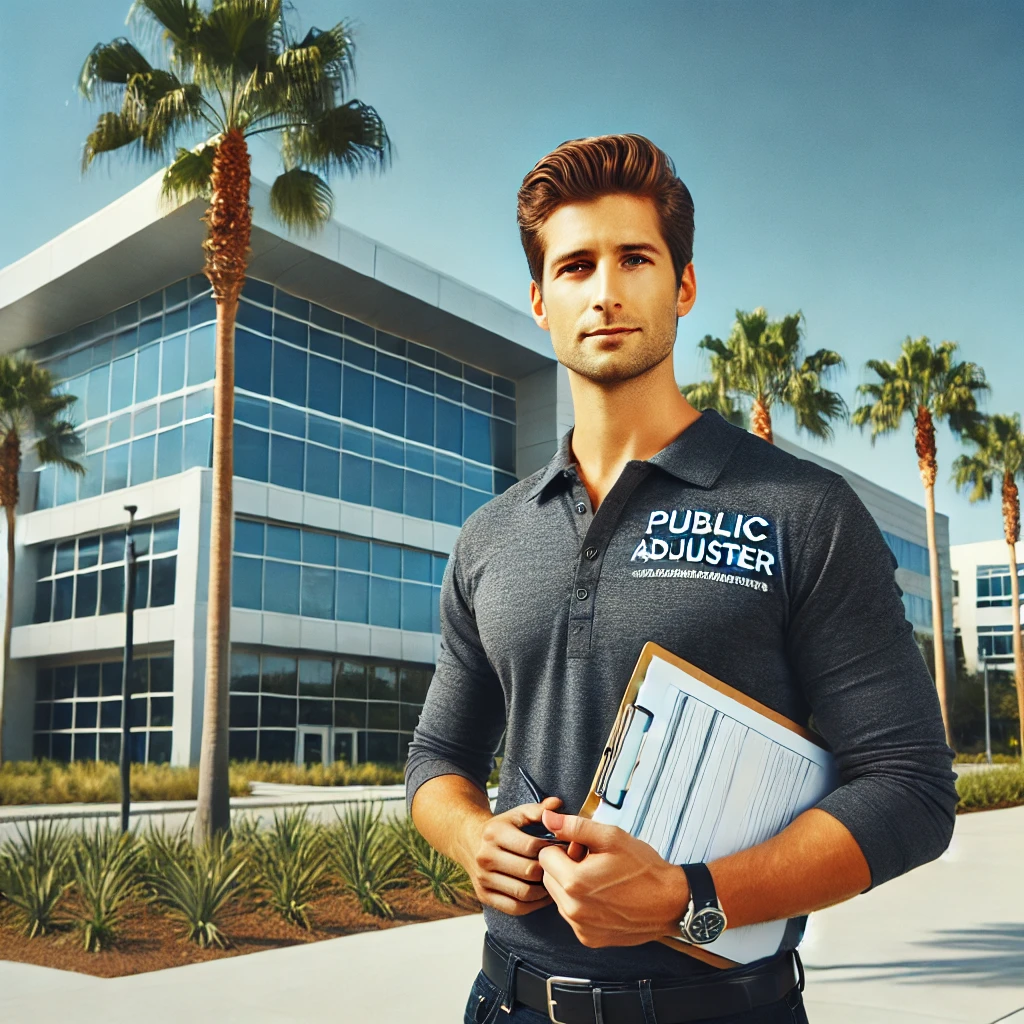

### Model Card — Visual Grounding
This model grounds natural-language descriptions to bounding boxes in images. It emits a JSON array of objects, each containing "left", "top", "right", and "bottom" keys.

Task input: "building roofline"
[{"left": 0, "top": 171, "right": 554, "bottom": 379}]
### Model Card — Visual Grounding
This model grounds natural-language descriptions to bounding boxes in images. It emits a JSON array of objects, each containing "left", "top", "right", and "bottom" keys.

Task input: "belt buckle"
[{"left": 545, "top": 975, "right": 592, "bottom": 1024}]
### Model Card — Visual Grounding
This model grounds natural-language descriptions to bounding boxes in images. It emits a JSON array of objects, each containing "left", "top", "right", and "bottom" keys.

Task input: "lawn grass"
[{"left": 956, "top": 764, "right": 1024, "bottom": 813}]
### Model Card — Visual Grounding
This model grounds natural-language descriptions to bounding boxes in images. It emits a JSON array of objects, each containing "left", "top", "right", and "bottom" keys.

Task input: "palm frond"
[
  {"left": 162, "top": 143, "right": 217, "bottom": 203},
  {"left": 280, "top": 101, "right": 392, "bottom": 178},
  {"left": 82, "top": 112, "right": 143, "bottom": 169},
  {"left": 79, "top": 39, "right": 153, "bottom": 101},
  {"left": 269, "top": 167, "right": 333, "bottom": 231}
]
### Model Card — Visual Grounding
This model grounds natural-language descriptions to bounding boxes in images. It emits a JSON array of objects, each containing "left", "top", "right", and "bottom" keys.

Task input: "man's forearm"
[
  {"left": 409, "top": 773, "right": 493, "bottom": 871},
  {"left": 702, "top": 807, "right": 872, "bottom": 929}
]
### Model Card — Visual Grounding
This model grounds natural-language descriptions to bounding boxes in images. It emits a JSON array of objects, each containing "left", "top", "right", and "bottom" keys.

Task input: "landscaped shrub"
[
  {"left": 391, "top": 815, "right": 472, "bottom": 905},
  {"left": 68, "top": 824, "right": 145, "bottom": 951},
  {"left": 0, "top": 820, "right": 75, "bottom": 938},
  {"left": 956, "top": 765, "right": 1024, "bottom": 811},
  {"left": 325, "top": 803, "right": 407, "bottom": 919}
]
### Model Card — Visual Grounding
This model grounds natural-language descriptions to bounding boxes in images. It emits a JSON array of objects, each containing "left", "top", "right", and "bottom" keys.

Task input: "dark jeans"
[{"left": 463, "top": 968, "right": 810, "bottom": 1024}]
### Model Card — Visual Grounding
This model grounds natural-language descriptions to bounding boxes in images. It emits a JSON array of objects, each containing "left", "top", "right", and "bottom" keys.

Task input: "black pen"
[{"left": 518, "top": 765, "right": 570, "bottom": 844}]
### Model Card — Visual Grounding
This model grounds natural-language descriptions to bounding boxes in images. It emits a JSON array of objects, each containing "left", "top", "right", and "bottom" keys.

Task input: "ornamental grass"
[{"left": 956, "top": 764, "right": 1024, "bottom": 811}]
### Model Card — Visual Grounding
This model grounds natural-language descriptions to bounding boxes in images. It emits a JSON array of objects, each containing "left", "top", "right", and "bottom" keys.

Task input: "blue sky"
[{"left": 1, "top": 0, "right": 1021, "bottom": 544}]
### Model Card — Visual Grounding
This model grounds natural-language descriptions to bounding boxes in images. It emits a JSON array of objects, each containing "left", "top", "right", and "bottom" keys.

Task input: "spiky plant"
[
  {"left": 680, "top": 308, "right": 846, "bottom": 444},
  {"left": 390, "top": 815, "right": 472, "bottom": 906},
  {"left": 952, "top": 413, "right": 1024, "bottom": 758},
  {"left": 0, "top": 820, "right": 75, "bottom": 937},
  {"left": 853, "top": 336, "right": 988, "bottom": 742},
  {"left": 69, "top": 823, "right": 146, "bottom": 952},
  {"left": 325, "top": 803, "right": 407, "bottom": 919},
  {"left": 80, "top": 0, "right": 392, "bottom": 842},
  {"left": 0, "top": 357, "right": 83, "bottom": 763}
]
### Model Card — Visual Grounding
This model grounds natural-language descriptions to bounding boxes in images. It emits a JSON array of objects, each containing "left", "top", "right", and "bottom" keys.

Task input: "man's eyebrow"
[{"left": 550, "top": 242, "right": 663, "bottom": 267}]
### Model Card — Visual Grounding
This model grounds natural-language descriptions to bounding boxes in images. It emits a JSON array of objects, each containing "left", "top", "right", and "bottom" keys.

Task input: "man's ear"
[
  {"left": 530, "top": 279, "right": 549, "bottom": 331},
  {"left": 676, "top": 263, "right": 697, "bottom": 318}
]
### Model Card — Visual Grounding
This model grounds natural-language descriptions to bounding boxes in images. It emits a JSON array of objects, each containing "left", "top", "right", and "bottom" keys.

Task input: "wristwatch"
[{"left": 677, "top": 862, "right": 727, "bottom": 944}]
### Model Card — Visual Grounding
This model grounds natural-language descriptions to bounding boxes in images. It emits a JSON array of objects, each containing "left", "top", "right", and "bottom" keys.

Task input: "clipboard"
[{"left": 579, "top": 642, "right": 837, "bottom": 969}]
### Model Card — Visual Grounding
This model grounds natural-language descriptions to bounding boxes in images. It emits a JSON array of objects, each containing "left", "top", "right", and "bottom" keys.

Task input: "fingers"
[
  {"left": 566, "top": 840, "right": 588, "bottom": 862},
  {"left": 501, "top": 796, "right": 563, "bottom": 828},
  {"left": 477, "top": 886, "right": 554, "bottom": 916}
]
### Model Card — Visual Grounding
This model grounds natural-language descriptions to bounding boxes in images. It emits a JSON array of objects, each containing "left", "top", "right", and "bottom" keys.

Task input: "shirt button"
[
  {"left": 574, "top": 502, "right": 587, "bottom": 514},
  {"left": 584, "top": 546, "right": 598, "bottom": 560},
  {"left": 576, "top": 587, "right": 589, "bottom": 600}
]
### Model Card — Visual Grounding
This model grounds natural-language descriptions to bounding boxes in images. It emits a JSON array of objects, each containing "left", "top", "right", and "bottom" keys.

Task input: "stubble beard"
[{"left": 560, "top": 321, "right": 677, "bottom": 385}]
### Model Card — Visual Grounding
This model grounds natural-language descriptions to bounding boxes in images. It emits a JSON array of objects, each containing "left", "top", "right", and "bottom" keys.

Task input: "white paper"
[{"left": 591, "top": 654, "right": 837, "bottom": 963}]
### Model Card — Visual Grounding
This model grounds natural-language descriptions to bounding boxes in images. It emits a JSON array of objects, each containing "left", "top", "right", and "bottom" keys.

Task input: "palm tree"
[
  {"left": 680, "top": 307, "right": 847, "bottom": 443},
  {"left": 951, "top": 413, "right": 1024, "bottom": 760},
  {"left": 852, "top": 337, "right": 988, "bottom": 745},
  {"left": 0, "top": 358, "right": 83, "bottom": 763},
  {"left": 80, "top": 0, "right": 392, "bottom": 843}
]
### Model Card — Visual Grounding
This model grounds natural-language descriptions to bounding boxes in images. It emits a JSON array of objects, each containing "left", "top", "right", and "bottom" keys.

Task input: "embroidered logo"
[{"left": 629, "top": 509, "right": 778, "bottom": 590}]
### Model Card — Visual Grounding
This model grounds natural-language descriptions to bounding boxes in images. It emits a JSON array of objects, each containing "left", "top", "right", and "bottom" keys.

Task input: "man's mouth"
[{"left": 584, "top": 328, "right": 637, "bottom": 339}]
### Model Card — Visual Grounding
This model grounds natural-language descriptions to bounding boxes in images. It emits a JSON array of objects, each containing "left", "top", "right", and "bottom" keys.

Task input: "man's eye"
[
  {"left": 562, "top": 263, "right": 586, "bottom": 274},
  {"left": 624, "top": 255, "right": 650, "bottom": 266}
]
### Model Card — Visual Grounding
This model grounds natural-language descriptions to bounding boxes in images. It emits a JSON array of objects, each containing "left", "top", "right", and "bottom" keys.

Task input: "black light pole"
[{"left": 119, "top": 505, "right": 139, "bottom": 834}]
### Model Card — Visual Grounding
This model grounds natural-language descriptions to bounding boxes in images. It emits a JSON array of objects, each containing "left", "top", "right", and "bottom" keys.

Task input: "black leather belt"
[{"left": 482, "top": 933, "right": 803, "bottom": 1024}]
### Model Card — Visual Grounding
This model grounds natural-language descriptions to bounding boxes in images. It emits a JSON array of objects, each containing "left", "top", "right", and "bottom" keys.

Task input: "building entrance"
[
  {"left": 297, "top": 726, "right": 329, "bottom": 767},
  {"left": 333, "top": 728, "right": 359, "bottom": 766}
]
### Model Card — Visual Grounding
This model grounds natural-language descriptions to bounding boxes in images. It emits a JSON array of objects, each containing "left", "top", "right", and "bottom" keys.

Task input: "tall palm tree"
[
  {"left": 951, "top": 413, "right": 1024, "bottom": 760},
  {"left": 80, "top": 0, "right": 392, "bottom": 842},
  {"left": 0, "top": 358, "right": 83, "bottom": 763},
  {"left": 853, "top": 336, "right": 988, "bottom": 745},
  {"left": 680, "top": 307, "right": 847, "bottom": 444}
]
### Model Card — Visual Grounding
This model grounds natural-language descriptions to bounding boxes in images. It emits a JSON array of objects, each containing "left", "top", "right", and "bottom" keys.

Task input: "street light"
[
  {"left": 119, "top": 504, "right": 139, "bottom": 834},
  {"left": 981, "top": 652, "right": 992, "bottom": 766}
]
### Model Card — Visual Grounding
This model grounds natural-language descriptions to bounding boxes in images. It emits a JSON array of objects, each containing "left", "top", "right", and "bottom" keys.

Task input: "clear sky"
[{"left": 1, "top": 0, "right": 1021, "bottom": 545}]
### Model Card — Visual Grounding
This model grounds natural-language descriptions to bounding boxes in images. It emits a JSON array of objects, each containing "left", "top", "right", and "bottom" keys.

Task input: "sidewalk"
[{"left": 1, "top": 805, "right": 1022, "bottom": 1024}]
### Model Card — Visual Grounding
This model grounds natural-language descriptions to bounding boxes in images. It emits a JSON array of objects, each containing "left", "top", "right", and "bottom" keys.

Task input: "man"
[{"left": 405, "top": 134, "right": 957, "bottom": 1024}]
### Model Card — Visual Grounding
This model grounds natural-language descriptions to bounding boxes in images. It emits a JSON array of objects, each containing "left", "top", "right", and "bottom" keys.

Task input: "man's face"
[{"left": 529, "top": 192, "right": 696, "bottom": 385}]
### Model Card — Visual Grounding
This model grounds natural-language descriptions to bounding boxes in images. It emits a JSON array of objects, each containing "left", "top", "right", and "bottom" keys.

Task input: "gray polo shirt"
[{"left": 405, "top": 409, "right": 957, "bottom": 982}]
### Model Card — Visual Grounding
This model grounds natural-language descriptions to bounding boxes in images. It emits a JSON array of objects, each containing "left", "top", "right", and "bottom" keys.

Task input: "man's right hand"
[{"left": 462, "top": 796, "right": 565, "bottom": 916}]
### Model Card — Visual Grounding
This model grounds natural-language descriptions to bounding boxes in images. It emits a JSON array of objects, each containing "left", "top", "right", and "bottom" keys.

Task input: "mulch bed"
[{"left": 0, "top": 884, "right": 482, "bottom": 978}]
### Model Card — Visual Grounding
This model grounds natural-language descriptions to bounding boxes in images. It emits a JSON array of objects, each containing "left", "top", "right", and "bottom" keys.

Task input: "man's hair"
[{"left": 517, "top": 133, "right": 695, "bottom": 289}]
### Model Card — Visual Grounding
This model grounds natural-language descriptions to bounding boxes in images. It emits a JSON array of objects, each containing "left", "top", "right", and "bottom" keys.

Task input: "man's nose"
[{"left": 590, "top": 262, "right": 624, "bottom": 311}]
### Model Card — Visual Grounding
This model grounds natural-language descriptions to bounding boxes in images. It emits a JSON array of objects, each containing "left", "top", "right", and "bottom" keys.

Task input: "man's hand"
[
  {"left": 537, "top": 809, "right": 689, "bottom": 948},
  {"left": 461, "top": 796, "right": 567, "bottom": 916}
]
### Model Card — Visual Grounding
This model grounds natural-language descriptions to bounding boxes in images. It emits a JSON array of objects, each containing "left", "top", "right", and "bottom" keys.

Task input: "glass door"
[
  {"left": 297, "top": 725, "right": 329, "bottom": 767},
  {"left": 333, "top": 728, "right": 359, "bottom": 766}
]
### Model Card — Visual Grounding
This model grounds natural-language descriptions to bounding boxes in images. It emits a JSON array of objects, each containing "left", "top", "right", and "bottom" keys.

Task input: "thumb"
[{"left": 541, "top": 810, "right": 620, "bottom": 849}]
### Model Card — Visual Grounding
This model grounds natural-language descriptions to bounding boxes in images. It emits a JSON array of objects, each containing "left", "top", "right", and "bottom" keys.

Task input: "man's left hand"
[{"left": 537, "top": 809, "right": 690, "bottom": 948}]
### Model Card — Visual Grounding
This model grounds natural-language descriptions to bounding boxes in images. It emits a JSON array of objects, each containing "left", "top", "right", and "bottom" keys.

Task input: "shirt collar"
[{"left": 524, "top": 409, "right": 745, "bottom": 502}]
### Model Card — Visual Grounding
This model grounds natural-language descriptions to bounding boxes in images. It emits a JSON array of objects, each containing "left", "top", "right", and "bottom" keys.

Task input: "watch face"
[{"left": 688, "top": 907, "right": 726, "bottom": 944}]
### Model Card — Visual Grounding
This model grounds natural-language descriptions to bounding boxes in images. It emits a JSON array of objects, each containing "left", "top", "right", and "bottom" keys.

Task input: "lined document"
[{"left": 591, "top": 653, "right": 836, "bottom": 963}]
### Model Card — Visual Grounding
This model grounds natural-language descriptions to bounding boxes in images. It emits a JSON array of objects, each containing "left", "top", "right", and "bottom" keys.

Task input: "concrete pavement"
[{"left": 1, "top": 805, "right": 1022, "bottom": 1024}]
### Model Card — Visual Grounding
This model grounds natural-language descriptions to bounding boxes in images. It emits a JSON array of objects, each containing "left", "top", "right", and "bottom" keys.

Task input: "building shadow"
[{"left": 803, "top": 923, "right": 1024, "bottom": 987}]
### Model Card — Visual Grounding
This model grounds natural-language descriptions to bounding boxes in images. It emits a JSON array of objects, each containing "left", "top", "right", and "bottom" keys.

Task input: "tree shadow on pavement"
[{"left": 803, "top": 923, "right": 1024, "bottom": 986}]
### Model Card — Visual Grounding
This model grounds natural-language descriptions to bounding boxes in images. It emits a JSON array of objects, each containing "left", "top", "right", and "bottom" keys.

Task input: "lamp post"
[
  {"left": 119, "top": 505, "right": 139, "bottom": 834},
  {"left": 981, "top": 653, "right": 992, "bottom": 766}
]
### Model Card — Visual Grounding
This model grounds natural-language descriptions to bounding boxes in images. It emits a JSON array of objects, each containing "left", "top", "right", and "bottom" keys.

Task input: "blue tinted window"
[
  {"left": 494, "top": 471, "right": 517, "bottom": 494},
  {"left": 305, "top": 445, "right": 339, "bottom": 499},
  {"left": 407, "top": 363, "right": 434, "bottom": 392},
  {"left": 464, "top": 365, "right": 490, "bottom": 389},
  {"left": 463, "top": 383, "right": 491, "bottom": 413},
  {"left": 272, "top": 342, "right": 307, "bottom": 406},
  {"left": 189, "top": 295, "right": 215, "bottom": 326},
  {"left": 79, "top": 453, "right": 103, "bottom": 500},
  {"left": 236, "top": 394, "right": 270, "bottom": 427},
  {"left": 493, "top": 376, "right": 515, "bottom": 398},
  {"left": 373, "top": 462, "right": 404, "bottom": 513},
  {"left": 266, "top": 524, "right": 300, "bottom": 561},
  {"left": 341, "top": 453, "right": 371, "bottom": 504},
  {"left": 302, "top": 529, "right": 335, "bottom": 566},
  {"left": 242, "top": 278, "right": 274, "bottom": 305},
  {"left": 343, "top": 367, "right": 373, "bottom": 425},
  {"left": 310, "top": 303, "right": 343, "bottom": 333},
  {"left": 187, "top": 325, "right": 216, "bottom": 385},
  {"left": 53, "top": 577, "right": 74, "bottom": 620},
  {"left": 342, "top": 424, "right": 372, "bottom": 455},
  {"left": 86, "top": 365, "right": 110, "bottom": 420},
  {"left": 138, "top": 318, "right": 161, "bottom": 346},
  {"left": 162, "top": 333, "right": 186, "bottom": 393},
  {"left": 402, "top": 549, "right": 431, "bottom": 582},
  {"left": 404, "top": 471, "right": 433, "bottom": 520},
  {"left": 109, "top": 356, "right": 134, "bottom": 413},
  {"left": 156, "top": 427, "right": 183, "bottom": 478},
  {"left": 435, "top": 372, "right": 461, "bottom": 403},
  {"left": 55, "top": 466, "right": 78, "bottom": 505},
  {"left": 464, "top": 462, "right": 492, "bottom": 492},
  {"left": 463, "top": 487, "right": 490, "bottom": 521},
  {"left": 301, "top": 566, "right": 335, "bottom": 619},
  {"left": 233, "top": 556, "right": 262, "bottom": 609},
  {"left": 263, "top": 561, "right": 300, "bottom": 615},
  {"left": 432, "top": 554, "right": 448, "bottom": 586},
  {"left": 75, "top": 572, "right": 98, "bottom": 618},
  {"left": 237, "top": 301, "right": 272, "bottom": 335},
  {"left": 494, "top": 395, "right": 516, "bottom": 421},
  {"left": 435, "top": 453, "right": 462, "bottom": 482},
  {"left": 492, "top": 418, "right": 517, "bottom": 473},
  {"left": 405, "top": 445, "right": 432, "bottom": 474},
  {"left": 337, "top": 536, "right": 369, "bottom": 572},
  {"left": 272, "top": 403, "right": 305, "bottom": 438},
  {"left": 374, "top": 435, "right": 404, "bottom": 466},
  {"left": 401, "top": 581, "right": 433, "bottom": 632},
  {"left": 36, "top": 465, "right": 55, "bottom": 510},
  {"left": 406, "top": 389, "right": 434, "bottom": 446},
  {"left": 377, "top": 353, "right": 406, "bottom": 382},
  {"left": 310, "top": 327, "right": 343, "bottom": 360},
  {"left": 234, "top": 520, "right": 264, "bottom": 555},
  {"left": 129, "top": 434, "right": 155, "bottom": 486},
  {"left": 369, "top": 577, "right": 400, "bottom": 629},
  {"left": 344, "top": 339, "right": 375, "bottom": 370},
  {"left": 134, "top": 403, "right": 157, "bottom": 436},
  {"left": 237, "top": 330, "right": 272, "bottom": 394},
  {"left": 183, "top": 418, "right": 212, "bottom": 469},
  {"left": 152, "top": 519, "right": 178, "bottom": 554},
  {"left": 464, "top": 410, "right": 491, "bottom": 465},
  {"left": 104, "top": 444, "right": 129, "bottom": 491},
  {"left": 234, "top": 424, "right": 269, "bottom": 481},
  {"left": 275, "top": 290, "right": 308, "bottom": 320},
  {"left": 308, "top": 355, "right": 341, "bottom": 415},
  {"left": 273, "top": 313, "right": 307, "bottom": 348},
  {"left": 436, "top": 399, "right": 462, "bottom": 454},
  {"left": 164, "top": 307, "right": 187, "bottom": 337},
  {"left": 109, "top": 412, "right": 131, "bottom": 444},
  {"left": 434, "top": 479, "right": 462, "bottom": 526},
  {"left": 270, "top": 434, "right": 304, "bottom": 490},
  {"left": 136, "top": 345, "right": 160, "bottom": 402},
  {"left": 308, "top": 415, "right": 340, "bottom": 449},
  {"left": 336, "top": 570, "right": 368, "bottom": 623},
  {"left": 372, "top": 542, "right": 401, "bottom": 579},
  {"left": 159, "top": 396, "right": 183, "bottom": 428}
]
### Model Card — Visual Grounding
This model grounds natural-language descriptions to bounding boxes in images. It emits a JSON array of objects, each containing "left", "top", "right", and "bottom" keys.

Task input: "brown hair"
[{"left": 517, "top": 134, "right": 695, "bottom": 289}]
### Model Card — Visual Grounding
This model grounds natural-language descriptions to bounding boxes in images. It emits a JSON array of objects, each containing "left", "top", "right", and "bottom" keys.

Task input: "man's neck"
[{"left": 567, "top": 363, "right": 701, "bottom": 511}]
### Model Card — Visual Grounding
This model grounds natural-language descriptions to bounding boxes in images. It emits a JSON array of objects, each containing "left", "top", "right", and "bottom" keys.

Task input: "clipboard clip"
[{"left": 594, "top": 703, "right": 653, "bottom": 809}]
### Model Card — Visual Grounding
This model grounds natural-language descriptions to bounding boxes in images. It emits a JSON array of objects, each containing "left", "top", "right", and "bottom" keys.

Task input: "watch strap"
[{"left": 680, "top": 861, "right": 718, "bottom": 912}]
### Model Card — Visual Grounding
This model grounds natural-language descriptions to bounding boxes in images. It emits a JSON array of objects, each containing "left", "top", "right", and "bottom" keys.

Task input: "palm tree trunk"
[
  {"left": 193, "top": 129, "right": 251, "bottom": 845},
  {"left": 0, "top": 430, "right": 20, "bottom": 766},
  {"left": 751, "top": 396, "right": 774, "bottom": 444},
  {"left": 1002, "top": 473, "right": 1024, "bottom": 762},
  {"left": 915, "top": 405, "right": 951, "bottom": 746}
]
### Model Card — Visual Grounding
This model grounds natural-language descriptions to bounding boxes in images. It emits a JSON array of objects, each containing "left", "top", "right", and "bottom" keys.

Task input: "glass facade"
[
  {"left": 32, "top": 518, "right": 179, "bottom": 624},
  {"left": 229, "top": 648, "right": 432, "bottom": 764},
  {"left": 978, "top": 624, "right": 1015, "bottom": 659},
  {"left": 34, "top": 277, "right": 215, "bottom": 508},
  {"left": 901, "top": 592, "right": 933, "bottom": 630},
  {"left": 881, "top": 531, "right": 930, "bottom": 578},
  {"left": 33, "top": 655, "right": 174, "bottom": 763},
  {"left": 232, "top": 518, "right": 446, "bottom": 631},
  {"left": 976, "top": 564, "right": 1024, "bottom": 608}
]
